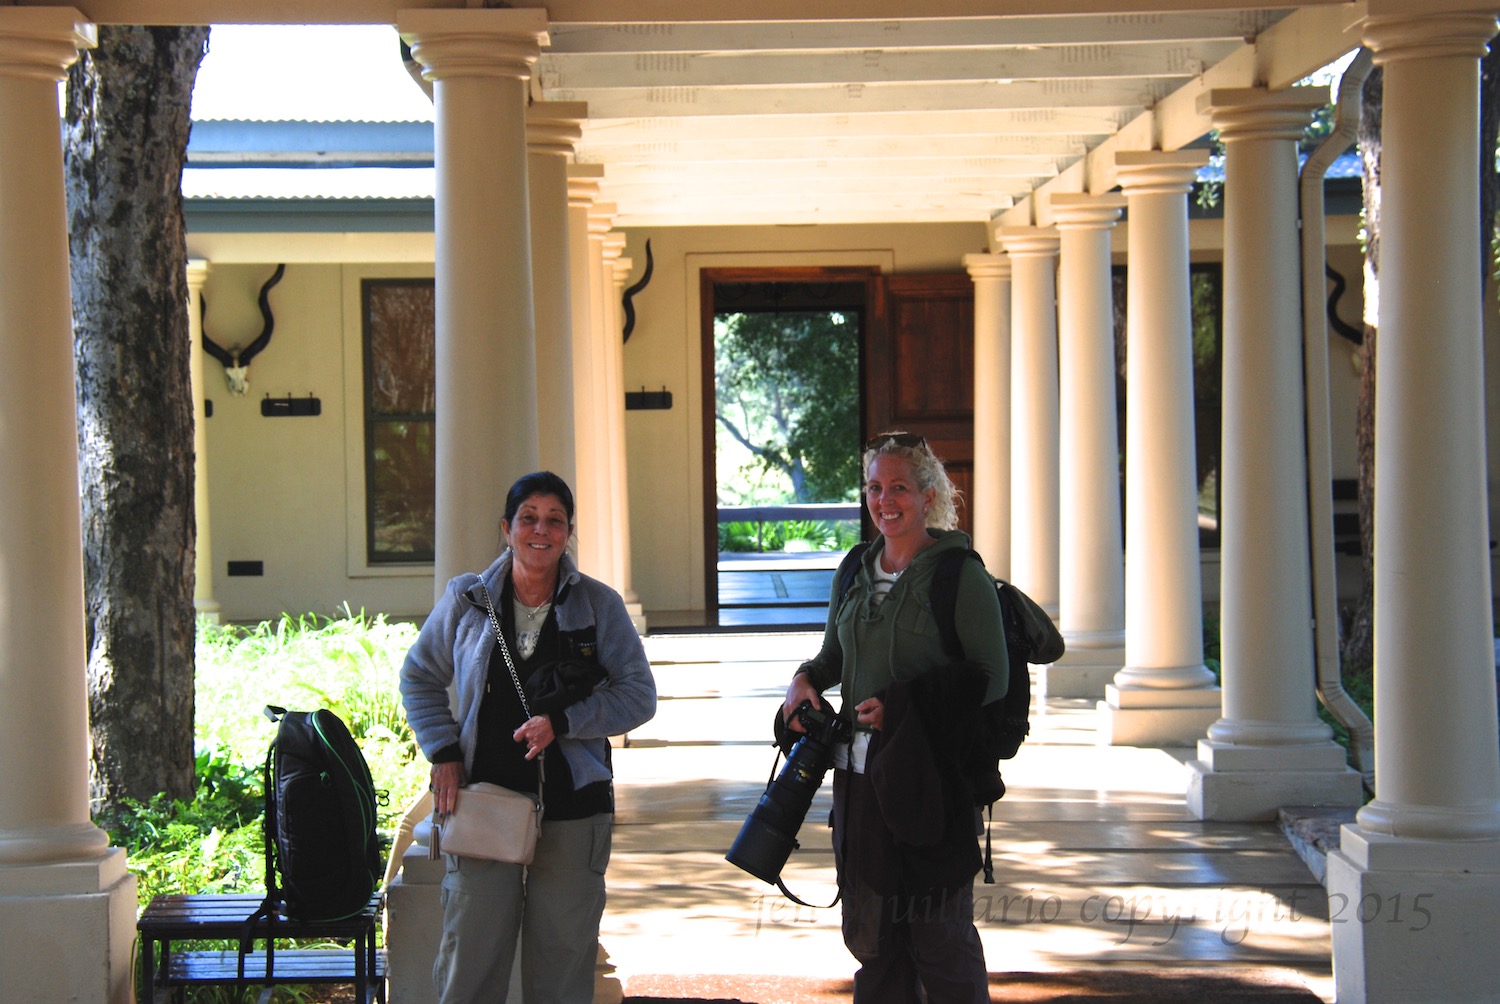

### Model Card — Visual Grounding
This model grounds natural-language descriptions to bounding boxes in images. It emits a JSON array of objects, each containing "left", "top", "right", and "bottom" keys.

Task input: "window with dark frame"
[{"left": 362, "top": 278, "right": 436, "bottom": 565}]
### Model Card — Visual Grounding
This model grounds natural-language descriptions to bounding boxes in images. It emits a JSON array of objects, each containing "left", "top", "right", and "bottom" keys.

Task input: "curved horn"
[
  {"left": 1324, "top": 262, "right": 1364, "bottom": 347},
  {"left": 236, "top": 263, "right": 286, "bottom": 365},
  {"left": 622, "top": 239, "right": 654, "bottom": 343},
  {"left": 199, "top": 294, "right": 236, "bottom": 369}
]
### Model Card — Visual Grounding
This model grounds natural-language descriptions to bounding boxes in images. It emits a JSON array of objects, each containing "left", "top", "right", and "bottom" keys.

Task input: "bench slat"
[{"left": 166, "top": 948, "right": 387, "bottom": 984}]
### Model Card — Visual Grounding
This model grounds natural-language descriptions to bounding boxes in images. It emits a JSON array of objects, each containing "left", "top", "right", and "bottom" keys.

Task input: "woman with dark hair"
[
  {"left": 401, "top": 471, "right": 656, "bottom": 1003},
  {"left": 783, "top": 433, "right": 1008, "bottom": 1003}
]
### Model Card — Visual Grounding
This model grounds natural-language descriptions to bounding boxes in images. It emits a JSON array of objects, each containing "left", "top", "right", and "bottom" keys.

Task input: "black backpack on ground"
[
  {"left": 835, "top": 542, "right": 1064, "bottom": 774},
  {"left": 256, "top": 705, "right": 383, "bottom": 923}
]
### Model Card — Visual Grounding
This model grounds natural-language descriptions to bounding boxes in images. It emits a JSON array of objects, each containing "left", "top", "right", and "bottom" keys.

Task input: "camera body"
[{"left": 726, "top": 700, "right": 853, "bottom": 885}]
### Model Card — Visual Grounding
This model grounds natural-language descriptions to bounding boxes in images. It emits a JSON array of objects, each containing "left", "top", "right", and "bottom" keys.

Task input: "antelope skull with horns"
[{"left": 201, "top": 264, "right": 285, "bottom": 395}]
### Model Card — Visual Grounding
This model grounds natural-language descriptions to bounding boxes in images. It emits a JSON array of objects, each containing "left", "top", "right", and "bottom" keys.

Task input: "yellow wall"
[
  {"left": 199, "top": 260, "right": 434, "bottom": 621},
  {"left": 193, "top": 219, "right": 1375, "bottom": 623}
]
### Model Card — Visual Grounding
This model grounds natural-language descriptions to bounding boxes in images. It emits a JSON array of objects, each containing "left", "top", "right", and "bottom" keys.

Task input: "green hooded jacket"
[{"left": 799, "top": 529, "right": 1009, "bottom": 725}]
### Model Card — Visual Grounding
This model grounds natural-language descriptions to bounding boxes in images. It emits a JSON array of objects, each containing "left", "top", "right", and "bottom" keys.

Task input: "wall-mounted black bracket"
[
  {"left": 262, "top": 394, "right": 321, "bottom": 417},
  {"left": 626, "top": 387, "right": 672, "bottom": 410}
]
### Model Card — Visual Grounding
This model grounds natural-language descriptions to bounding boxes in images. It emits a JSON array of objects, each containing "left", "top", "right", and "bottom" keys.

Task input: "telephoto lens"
[{"left": 726, "top": 701, "right": 851, "bottom": 885}]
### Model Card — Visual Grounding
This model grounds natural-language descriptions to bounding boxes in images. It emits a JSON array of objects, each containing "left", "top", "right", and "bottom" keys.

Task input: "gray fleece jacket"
[{"left": 400, "top": 551, "right": 656, "bottom": 789}]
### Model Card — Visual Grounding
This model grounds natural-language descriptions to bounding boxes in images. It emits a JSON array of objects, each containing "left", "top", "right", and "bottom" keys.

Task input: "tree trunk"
[
  {"left": 64, "top": 25, "right": 209, "bottom": 816},
  {"left": 1341, "top": 66, "right": 1382, "bottom": 688}
]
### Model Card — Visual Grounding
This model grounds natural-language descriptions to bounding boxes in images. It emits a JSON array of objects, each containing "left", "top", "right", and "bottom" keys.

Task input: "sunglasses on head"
[{"left": 864, "top": 432, "right": 927, "bottom": 452}]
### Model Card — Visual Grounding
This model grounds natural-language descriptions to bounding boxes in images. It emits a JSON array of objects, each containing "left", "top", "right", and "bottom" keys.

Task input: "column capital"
[
  {"left": 185, "top": 259, "right": 211, "bottom": 292},
  {"left": 612, "top": 254, "right": 634, "bottom": 285},
  {"left": 1200, "top": 86, "right": 1330, "bottom": 143},
  {"left": 568, "top": 163, "right": 605, "bottom": 207},
  {"left": 527, "top": 100, "right": 588, "bottom": 158},
  {"left": 1363, "top": 10, "right": 1498, "bottom": 63},
  {"left": 0, "top": 8, "right": 94, "bottom": 83},
  {"left": 588, "top": 201, "right": 617, "bottom": 236},
  {"left": 398, "top": 9, "right": 549, "bottom": 82},
  {"left": 1114, "top": 150, "right": 1209, "bottom": 197},
  {"left": 602, "top": 231, "right": 626, "bottom": 263},
  {"left": 996, "top": 226, "right": 1060, "bottom": 257},
  {"left": 1049, "top": 193, "right": 1126, "bottom": 230},
  {"left": 964, "top": 251, "right": 1011, "bottom": 280}
]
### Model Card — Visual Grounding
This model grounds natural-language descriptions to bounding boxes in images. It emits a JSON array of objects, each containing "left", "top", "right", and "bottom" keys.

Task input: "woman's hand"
[
  {"left": 513, "top": 715, "right": 556, "bottom": 761},
  {"left": 854, "top": 696, "right": 885, "bottom": 731},
  {"left": 430, "top": 761, "right": 466, "bottom": 817},
  {"left": 782, "top": 673, "right": 823, "bottom": 733}
]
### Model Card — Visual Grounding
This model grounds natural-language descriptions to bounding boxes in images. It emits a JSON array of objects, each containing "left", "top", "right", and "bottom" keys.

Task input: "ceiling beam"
[
  {"left": 579, "top": 135, "right": 1091, "bottom": 163},
  {"left": 546, "top": 12, "right": 1282, "bottom": 54},
  {"left": 553, "top": 78, "right": 1174, "bottom": 118},
  {"left": 539, "top": 41, "right": 1241, "bottom": 90},
  {"left": 580, "top": 107, "right": 1127, "bottom": 143}
]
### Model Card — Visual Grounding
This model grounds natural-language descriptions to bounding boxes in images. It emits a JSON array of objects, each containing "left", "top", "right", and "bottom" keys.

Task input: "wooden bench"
[{"left": 137, "top": 892, "right": 385, "bottom": 1004}]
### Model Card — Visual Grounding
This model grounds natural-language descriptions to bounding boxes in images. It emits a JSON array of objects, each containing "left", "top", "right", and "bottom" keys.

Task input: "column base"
[
  {"left": 1327, "top": 826, "right": 1500, "bottom": 1003},
  {"left": 385, "top": 841, "right": 445, "bottom": 1004},
  {"left": 0, "top": 848, "right": 137, "bottom": 1004},
  {"left": 1097, "top": 683, "right": 1221, "bottom": 747},
  {"left": 1186, "top": 739, "right": 1364, "bottom": 821},
  {"left": 1039, "top": 644, "right": 1124, "bottom": 699},
  {"left": 625, "top": 600, "right": 647, "bottom": 635}
]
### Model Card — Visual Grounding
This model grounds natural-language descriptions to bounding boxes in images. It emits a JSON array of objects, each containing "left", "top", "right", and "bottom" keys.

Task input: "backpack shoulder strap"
[
  {"left": 834, "top": 542, "right": 870, "bottom": 607},
  {"left": 927, "top": 547, "right": 977, "bottom": 661}
]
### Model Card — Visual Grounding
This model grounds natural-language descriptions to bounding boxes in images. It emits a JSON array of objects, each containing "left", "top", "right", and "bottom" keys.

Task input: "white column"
[
  {"left": 996, "top": 227, "right": 1061, "bottom": 617},
  {"left": 964, "top": 252, "right": 1012, "bottom": 577},
  {"left": 527, "top": 101, "right": 585, "bottom": 486},
  {"left": 568, "top": 164, "right": 608, "bottom": 579},
  {"left": 400, "top": 9, "right": 548, "bottom": 596},
  {"left": 1098, "top": 151, "right": 1221, "bottom": 747},
  {"left": 1328, "top": 12, "right": 1500, "bottom": 1002},
  {"left": 1046, "top": 195, "right": 1127, "bottom": 699},
  {"left": 186, "top": 260, "right": 219, "bottom": 623},
  {"left": 0, "top": 12, "right": 137, "bottom": 1004},
  {"left": 605, "top": 233, "right": 647, "bottom": 632},
  {"left": 1187, "top": 88, "right": 1362, "bottom": 820},
  {"left": 587, "top": 203, "right": 621, "bottom": 592}
]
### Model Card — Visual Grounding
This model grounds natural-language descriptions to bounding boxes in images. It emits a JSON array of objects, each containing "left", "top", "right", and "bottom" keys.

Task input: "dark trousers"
[{"left": 832, "top": 769, "right": 990, "bottom": 1004}]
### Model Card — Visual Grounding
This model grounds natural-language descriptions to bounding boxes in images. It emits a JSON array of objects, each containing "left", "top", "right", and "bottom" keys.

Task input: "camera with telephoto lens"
[{"left": 726, "top": 699, "right": 852, "bottom": 885}]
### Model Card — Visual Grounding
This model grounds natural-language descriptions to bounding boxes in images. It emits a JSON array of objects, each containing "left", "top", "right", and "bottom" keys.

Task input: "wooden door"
[{"left": 865, "top": 273, "right": 976, "bottom": 530}]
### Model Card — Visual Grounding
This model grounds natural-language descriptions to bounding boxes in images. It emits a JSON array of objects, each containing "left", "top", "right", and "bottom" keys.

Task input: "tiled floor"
[{"left": 596, "top": 632, "right": 1335, "bottom": 1002}]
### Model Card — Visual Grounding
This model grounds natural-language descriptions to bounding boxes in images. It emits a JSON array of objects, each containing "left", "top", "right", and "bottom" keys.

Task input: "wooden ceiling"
[
  {"left": 520, "top": 2, "right": 1365, "bottom": 228},
  {"left": 35, "top": 0, "right": 1372, "bottom": 229}
]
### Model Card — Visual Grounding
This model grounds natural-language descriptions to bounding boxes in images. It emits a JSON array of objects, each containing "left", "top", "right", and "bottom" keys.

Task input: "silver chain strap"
[
  {"left": 478, "top": 580, "right": 534, "bottom": 720},
  {"left": 477, "top": 578, "right": 547, "bottom": 801}
]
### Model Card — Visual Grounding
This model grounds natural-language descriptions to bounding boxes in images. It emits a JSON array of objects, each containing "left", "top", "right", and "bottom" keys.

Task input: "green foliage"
[
  {"left": 716, "top": 519, "right": 860, "bottom": 553},
  {"left": 715, "top": 309, "right": 861, "bottom": 504},
  {"left": 99, "top": 745, "right": 266, "bottom": 906},
  {"left": 106, "top": 609, "right": 427, "bottom": 913}
]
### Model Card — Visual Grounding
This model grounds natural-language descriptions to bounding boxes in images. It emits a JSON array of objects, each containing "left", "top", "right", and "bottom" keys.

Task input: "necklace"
[{"left": 519, "top": 598, "right": 551, "bottom": 622}]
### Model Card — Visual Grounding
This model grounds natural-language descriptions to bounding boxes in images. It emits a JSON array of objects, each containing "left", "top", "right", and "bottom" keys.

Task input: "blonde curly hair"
[{"left": 861, "top": 431, "right": 961, "bottom": 531}]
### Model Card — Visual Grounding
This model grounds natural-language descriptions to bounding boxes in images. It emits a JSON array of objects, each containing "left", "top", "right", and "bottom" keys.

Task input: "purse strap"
[{"left": 477, "top": 579, "right": 547, "bottom": 798}]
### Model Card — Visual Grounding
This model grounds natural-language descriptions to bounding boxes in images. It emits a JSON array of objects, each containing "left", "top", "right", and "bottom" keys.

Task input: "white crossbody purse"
[{"left": 429, "top": 581, "right": 545, "bottom": 864}]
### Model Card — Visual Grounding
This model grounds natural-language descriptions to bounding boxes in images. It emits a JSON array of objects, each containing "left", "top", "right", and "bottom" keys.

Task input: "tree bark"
[
  {"left": 64, "top": 25, "right": 209, "bottom": 815},
  {"left": 1341, "top": 66, "right": 1382, "bottom": 687}
]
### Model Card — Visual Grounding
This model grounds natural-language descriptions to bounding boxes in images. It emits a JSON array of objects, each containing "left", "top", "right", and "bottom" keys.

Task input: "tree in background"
[
  {"left": 64, "top": 25, "right": 210, "bottom": 815},
  {"left": 715, "top": 309, "right": 861, "bottom": 504}
]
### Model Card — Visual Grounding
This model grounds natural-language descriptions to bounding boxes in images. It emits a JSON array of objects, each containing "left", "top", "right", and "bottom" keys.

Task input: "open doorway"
[{"left": 700, "top": 268, "right": 876, "bottom": 627}]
